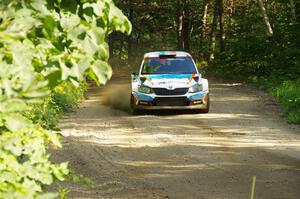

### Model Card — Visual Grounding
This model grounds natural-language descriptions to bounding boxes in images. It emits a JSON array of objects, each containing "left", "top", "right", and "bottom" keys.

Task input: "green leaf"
[
  {"left": 60, "top": 12, "right": 80, "bottom": 32},
  {"left": 4, "top": 136, "right": 23, "bottom": 156},
  {"left": 0, "top": 171, "right": 18, "bottom": 183},
  {"left": 0, "top": 99, "right": 28, "bottom": 113},
  {"left": 47, "top": 131, "right": 62, "bottom": 147},
  {"left": 83, "top": 2, "right": 105, "bottom": 17},
  {"left": 90, "top": 60, "right": 112, "bottom": 85},
  {"left": 31, "top": 0, "right": 49, "bottom": 16},
  {"left": 82, "top": 34, "right": 99, "bottom": 55},
  {"left": 43, "top": 15, "right": 57, "bottom": 38},
  {"left": 108, "top": 1, "right": 132, "bottom": 34},
  {"left": 4, "top": 114, "right": 32, "bottom": 131}
]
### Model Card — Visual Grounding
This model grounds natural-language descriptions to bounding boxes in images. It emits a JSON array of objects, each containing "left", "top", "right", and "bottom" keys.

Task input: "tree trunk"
[
  {"left": 178, "top": 9, "right": 184, "bottom": 50},
  {"left": 127, "top": 5, "right": 133, "bottom": 64},
  {"left": 218, "top": 0, "right": 225, "bottom": 52},
  {"left": 210, "top": 0, "right": 218, "bottom": 60},
  {"left": 176, "top": 0, "right": 181, "bottom": 50},
  {"left": 296, "top": 2, "right": 300, "bottom": 21},
  {"left": 177, "top": 0, "right": 185, "bottom": 50},
  {"left": 108, "top": 34, "right": 114, "bottom": 59},
  {"left": 228, "top": 0, "right": 234, "bottom": 27},
  {"left": 257, "top": 0, "right": 273, "bottom": 35},
  {"left": 289, "top": 0, "right": 296, "bottom": 21},
  {"left": 182, "top": 12, "right": 190, "bottom": 51},
  {"left": 177, "top": 0, "right": 190, "bottom": 51},
  {"left": 200, "top": 0, "right": 209, "bottom": 59}
]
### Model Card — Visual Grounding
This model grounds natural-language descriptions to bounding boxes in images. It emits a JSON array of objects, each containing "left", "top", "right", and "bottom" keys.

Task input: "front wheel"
[
  {"left": 194, "top": 94, "right": 210, "bottom": 114},
  {"left": 130, "top": 94, "right": 141, "bottom": 115},
  {"left": 200, "top": 94, "right": 210, "bottom": 113}
]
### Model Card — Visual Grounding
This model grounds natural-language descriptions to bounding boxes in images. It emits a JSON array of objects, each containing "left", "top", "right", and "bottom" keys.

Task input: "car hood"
[{"left": 144, "top": 74, "right": 194, "bottom": 88}]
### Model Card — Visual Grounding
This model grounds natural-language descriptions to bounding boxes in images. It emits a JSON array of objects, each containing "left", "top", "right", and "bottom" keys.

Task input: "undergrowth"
[
  {"left": 25, "top": 81, "right": 87, "bottom": 130},
  {"left": 271, "top": 81, "right": 300, "bottom": 124},
  {"left": 247, "top": 76, "right": 300, "bottom": 124},
  {"left": 207, "top": 62, "right": 300, "bottom": 124}
]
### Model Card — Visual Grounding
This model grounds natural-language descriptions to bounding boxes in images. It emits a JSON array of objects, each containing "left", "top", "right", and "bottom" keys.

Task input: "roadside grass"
[
  {"left": 271, "top": 81, "right": 300, "bottom": 124},
  {"left": 25, "top": 81, "right": 87, "bottom": 130},
  {"left": 25, "top": 81, "right": 96, "bottom": 196},
  {"left": 250, "top": 76, "right": 300, "bottom": 124},
  {"left": 206, "top": 63, "right": 300, "bottom": 124}
]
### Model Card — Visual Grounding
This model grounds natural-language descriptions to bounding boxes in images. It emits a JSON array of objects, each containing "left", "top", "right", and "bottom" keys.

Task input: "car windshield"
[{"left": 141, "top": 57, "right": 197, "bottom": 74}]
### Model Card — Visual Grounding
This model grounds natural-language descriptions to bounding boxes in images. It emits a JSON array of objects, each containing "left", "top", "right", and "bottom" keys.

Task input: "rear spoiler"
[
  {"left": 158, "top": 54, "right": 176, "bottom": 59},
  {"left": 144, "top": 51, "right": 191, "bottom": 58}
]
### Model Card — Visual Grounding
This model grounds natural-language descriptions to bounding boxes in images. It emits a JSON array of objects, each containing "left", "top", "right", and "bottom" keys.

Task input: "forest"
[
  {"left": 0, "top": 0, "right": 299, "bottom": 198},
  {"left": 109, "top": 0, "right": 300, "bottom": 123}
]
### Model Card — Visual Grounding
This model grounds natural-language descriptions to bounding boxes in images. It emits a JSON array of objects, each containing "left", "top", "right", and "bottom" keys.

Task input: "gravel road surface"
[{"left": 52, "top": 69, "right": 300, "bottom": 199}]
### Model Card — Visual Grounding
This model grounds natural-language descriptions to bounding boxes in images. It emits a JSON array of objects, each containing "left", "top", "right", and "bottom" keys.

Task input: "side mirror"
[
  {"left": 132, "top": 72, "right": 137, "bottom": 76},
  {"left": 131, "top": 70, "right": 139, "bottom": 81},
  {"left": 131, "top": 70, "right": 139, "bottom": 76},
  {"left": 199, "top": 70, "right": 206, "bottom": 75}
]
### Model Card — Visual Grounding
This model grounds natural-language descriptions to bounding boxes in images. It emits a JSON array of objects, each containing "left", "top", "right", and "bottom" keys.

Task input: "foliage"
[
  {"left": 110, "top": 0, "right": 299, "bottom": 123},
  {"left": 272, "top": 81, "right": 300, "bottom": 124},
  {"left": 0, "top": 126, "right": 68, "bottom": 198},
  {"left": 68, "top": 170, "right": 95, "bottom": 185},
  {"left": 0, "top": 0, "right": 131, "bottom": 198},
  {"left": 206, "top": 0, "right": 300, "bottom": 123},
  {"left": 58, "top": 188, "right": 70, "bottom": 199},
  {"left": 247, "top": 77, "right": 300, "bottom": 124},
  {"left": 26, "top": 82, "right": 87, "bottom": 129},
  {"left": 52, "top": 82, "right": 87, "bottom": 113},
  {"left": 110, "top": 0, "right": 182, "bottom": 64}
]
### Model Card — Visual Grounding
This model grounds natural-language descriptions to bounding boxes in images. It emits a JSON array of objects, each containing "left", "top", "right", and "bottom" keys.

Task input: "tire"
[
  {"left": 193, "top": 94, "right": 210, "bottom": 114},
  {"left": 200, "top": 94, "right": 210, "bottom": 113},
  {"left": 130, "top": 94, "right": 141, "bottom": 115}
]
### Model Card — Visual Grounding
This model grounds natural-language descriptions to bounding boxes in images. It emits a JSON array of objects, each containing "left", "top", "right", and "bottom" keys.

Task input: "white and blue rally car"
[{"left": 130, "top": 51, "right": 210, "bottom": 114}]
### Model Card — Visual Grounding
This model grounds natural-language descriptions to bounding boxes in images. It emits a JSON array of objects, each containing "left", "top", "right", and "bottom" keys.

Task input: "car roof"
[{"left": 144, "top": 51, "right": 192, "bottom": 58}]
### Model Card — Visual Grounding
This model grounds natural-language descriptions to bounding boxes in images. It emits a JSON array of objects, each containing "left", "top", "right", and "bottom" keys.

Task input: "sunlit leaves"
[
  {"left": 90, "top": 60, "right": 113, "bottom": 85},
  {"left": 0, "top": 127, "right": 66, "bottom": 198},
  {"left": 4, "top": 115, "right": 32, "bottom": 132},
  {"left": 60, "top": 13, "right": 81, "bottom": 32},
  {"left": 108, "top": 2, "right": 132, "bottom": 34},
  {"left": 0, "top": 0, "right": 131, "bottom": 198},
  {"left": 0, "top": 100, "right": 28, "bottom": 113}
]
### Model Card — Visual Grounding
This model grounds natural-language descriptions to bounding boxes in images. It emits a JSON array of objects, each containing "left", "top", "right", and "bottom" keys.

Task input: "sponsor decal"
[{"left": 147, "top": 74, "right": 192, "bottom": 80}]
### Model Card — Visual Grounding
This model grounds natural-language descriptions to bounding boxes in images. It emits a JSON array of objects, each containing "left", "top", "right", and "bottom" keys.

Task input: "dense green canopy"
[{"left": 110, "top": 0, "right": 300, "bottom": 123}]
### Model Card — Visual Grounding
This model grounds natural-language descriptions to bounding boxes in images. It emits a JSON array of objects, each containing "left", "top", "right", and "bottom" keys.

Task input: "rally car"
[{"left": 130, "top": 51, "right": 210, "bottom": 114}]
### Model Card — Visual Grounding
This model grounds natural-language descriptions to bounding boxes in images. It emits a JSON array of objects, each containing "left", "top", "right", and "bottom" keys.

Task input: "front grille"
[
  {"left": 153, "top": 88, "right": 188, "bottom": 96},
  {"left": 153, "top": 97, "right": 188, "bottom": 106}
]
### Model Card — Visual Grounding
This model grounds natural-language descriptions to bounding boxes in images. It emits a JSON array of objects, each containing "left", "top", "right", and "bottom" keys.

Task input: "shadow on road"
[{"left": 52, "top": 71, "right": 300, "bottom": 199}]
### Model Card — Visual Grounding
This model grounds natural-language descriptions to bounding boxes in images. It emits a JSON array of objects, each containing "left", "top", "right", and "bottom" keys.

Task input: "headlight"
[
  {"left": 138, "top": 85, "right": 153, "bottom": 94},
  {"left": 189, "top": 84, "right": 203, "bottom": 93}
]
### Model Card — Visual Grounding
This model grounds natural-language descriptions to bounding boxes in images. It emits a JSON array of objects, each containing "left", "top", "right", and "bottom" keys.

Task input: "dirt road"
[{"left": 52, "top": 69, "right": 300, "bottom": 199}]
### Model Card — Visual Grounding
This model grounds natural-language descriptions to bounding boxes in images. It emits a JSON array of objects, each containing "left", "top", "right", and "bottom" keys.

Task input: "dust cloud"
[{"left": 101, "top": 83, "right": 131, "bottom": 112}]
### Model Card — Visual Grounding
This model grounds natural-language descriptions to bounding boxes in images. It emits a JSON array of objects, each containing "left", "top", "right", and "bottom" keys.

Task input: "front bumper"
[
  {"left": 132, "top": 91, "right": 209, "bottom": 110},
  {"left": 135, "top": 104, "right": 208, "bottom": 110}
]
